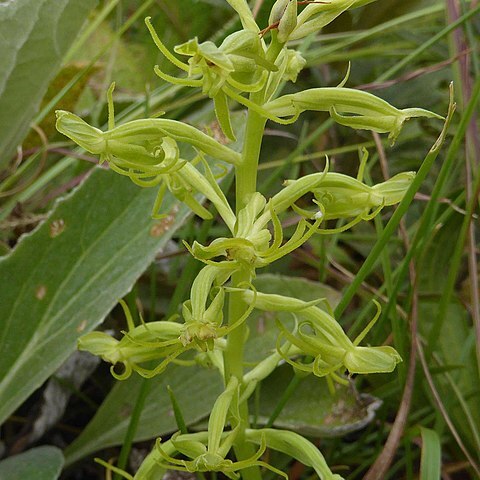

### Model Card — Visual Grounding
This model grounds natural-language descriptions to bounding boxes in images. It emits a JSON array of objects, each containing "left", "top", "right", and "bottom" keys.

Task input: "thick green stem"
[
  {"left": 223, "top": 33, "right": 284, "bottom": 479},
  {"left": 235, "top": 110, "right": 268, "bottom": 210},
  {"left": 224, "top": 108, "right": 267, "bottom": 480}
]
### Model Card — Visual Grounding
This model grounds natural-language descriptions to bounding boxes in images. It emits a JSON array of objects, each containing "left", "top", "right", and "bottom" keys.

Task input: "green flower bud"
[
  {"left": 269, "top": 0, "right": 298, "bottom": 43},
  {"left": 291, "top": 0, "right": 377, "bottom": 40},
  {"left": 269, "top": 0, "right": 290, "bottom": 25}
]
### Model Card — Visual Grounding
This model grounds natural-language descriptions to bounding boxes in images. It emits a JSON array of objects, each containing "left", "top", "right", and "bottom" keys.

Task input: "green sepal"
[
  {"left": 245, "top": 428, "right": 344, "bottom": 480},
  {"left": 225, "top": 0, "right": 260, "bottom": 32},
  {"left": 214, "top": 92, "right": 236, "bottom": 142}
]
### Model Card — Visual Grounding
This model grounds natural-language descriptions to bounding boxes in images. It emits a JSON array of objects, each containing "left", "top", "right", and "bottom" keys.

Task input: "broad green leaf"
[
  {"left": 253, "top": 364, "right": 382, "bottom": 437},
  {"left": 0, "top": 0, "right": 97, "bottom": 167},
  {"left": 0, "top": 169, "right": 192, "bottom": 425},
  {"left": 0, "top": 446, "right": 64, "bottom": 480},
  {"left": 64, "top": 364, "right": 223, "bottom": 465}
]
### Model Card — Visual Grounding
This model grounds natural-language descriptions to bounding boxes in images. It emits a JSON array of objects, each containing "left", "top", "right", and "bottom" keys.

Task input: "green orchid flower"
[
  {"left": 78, "top": 300, "right": 188, "bottom": 380},
  {"left": 269, "top": 151, "right": 415, "bottom": 232},
  {"left": 262, "top": 87, "right": 442, "bottom": 143},
  {"left": 240, "top": 289, "right": 402, "bottom": 379},
  {"left": 179, "top": 264, "right": 255, "bottom": 349},
  {"left": 290, "top": 0, "right": 378, "bottom": 40},
  {"left": 186, "top": 193, "right": 322, "bottom": 273},
  {"left": 125, "top": 378, "right": 292, "bottom": 480},
  {"left": 56, "top": 85, "right": 237, "bottom": 223},
  {"left": 145, "top": 18, "right": 277, "bottom": 140},
  {"left": 290, "top": 170, "right": 416, "bottom": 231}
]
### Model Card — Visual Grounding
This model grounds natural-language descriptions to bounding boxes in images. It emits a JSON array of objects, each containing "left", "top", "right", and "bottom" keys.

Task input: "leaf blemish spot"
[
  {"left": 150, "top": 215, "right": 175, "bottom": 237},
  {"left": 35, "top": 285, "right": 47, "bottom": 300},
  {"left": 49, "top": 219, "right": 66, "bottom": 238},
  {"left": 76, "top": 320, "right": 87, "bottom": 333}
]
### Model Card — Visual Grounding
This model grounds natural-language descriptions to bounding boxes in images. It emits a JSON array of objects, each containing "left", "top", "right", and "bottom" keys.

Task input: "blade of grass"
[
  {"left": 304, "top": 4, "right": 445, "bottom": 63},
  {"left": 63, "top": 0, "right": 122, "bottom": 64},
  {"left": 167, "top": 386, "right": 188, "bottom": 435},
  {"left": 419, "top": 427, "right": 441, "bottom": 480},
  {"left": 34, "top": 0, "right": 156, "bottom": 125},
  {"left": 428, "top": 142, "right": 480, "bottom": 353},
  {"left": 431, "top": 351, "right": 480, "bottom": 454},
  {"left": 364, "top": 153, "right": 420, "bottom": 480},
  {"left": 372, "top": 77, "right": 479, "bottom": 338},
  {"left": 447, "top": 0, "right": 480, "bottom": 378},
  {"left": 333, "top": 84, "right": 455, "bottom": 319},
  {"left": 376, "top": 4, "right": 480, "bottom": 82},
  {"left": 416, "top": 338, "right": 480, "bottom": 476}
]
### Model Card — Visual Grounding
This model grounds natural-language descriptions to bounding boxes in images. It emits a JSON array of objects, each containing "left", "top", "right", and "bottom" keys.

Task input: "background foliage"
[{"left": 0, "top": 0, "right": 479, "bottom": 479}]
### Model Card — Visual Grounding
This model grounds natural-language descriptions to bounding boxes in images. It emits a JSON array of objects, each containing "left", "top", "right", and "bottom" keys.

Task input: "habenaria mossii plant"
[{"left": 56, "top": 1, "right": 443, "bottom": 478}]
